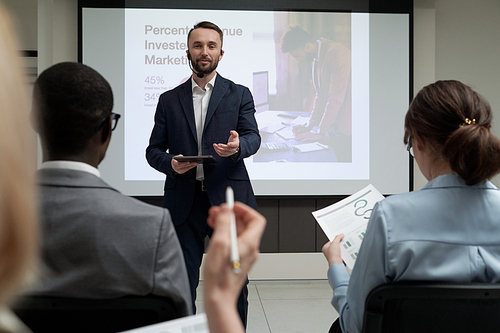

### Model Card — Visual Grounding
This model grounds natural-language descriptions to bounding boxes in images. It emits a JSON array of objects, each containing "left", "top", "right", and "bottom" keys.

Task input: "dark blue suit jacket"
[{"left": 146, "top": 74, "right": 261, "bottom": 226}]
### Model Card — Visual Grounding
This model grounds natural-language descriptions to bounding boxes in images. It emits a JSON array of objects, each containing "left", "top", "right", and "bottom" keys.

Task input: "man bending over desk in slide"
[{"left": 281, "top": 25, "right": 352, "bottom": 162}]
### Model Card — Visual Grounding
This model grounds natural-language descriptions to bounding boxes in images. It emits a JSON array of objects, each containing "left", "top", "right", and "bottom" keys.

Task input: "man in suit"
[
  {"left": 30, "top": 62, "right": 192, "bottom": 315},
  {"left": 281, "top": 25, "right": 352, "bottom": 162},
  {"left": 146, "top": 21, "right": 260, "bottom": 327}
]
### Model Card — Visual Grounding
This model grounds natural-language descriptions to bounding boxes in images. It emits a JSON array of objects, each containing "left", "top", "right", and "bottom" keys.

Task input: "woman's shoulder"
[{"left": 380, "top": 174, "right": 500, "bottom": 206}]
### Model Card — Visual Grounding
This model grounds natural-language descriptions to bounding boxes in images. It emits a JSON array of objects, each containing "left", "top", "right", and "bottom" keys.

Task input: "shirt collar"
[
  {"left": 40, "top": 160, "right": 101, "bottom": 178},
  {"left": 314, "top": 39, "right": 322, "bottom": 62},
  {"left": 422, "top": 173, "right": 497, "bottom": 190},
  {"left": 191, "top": 73, "right": 217, "bottom": 92}
]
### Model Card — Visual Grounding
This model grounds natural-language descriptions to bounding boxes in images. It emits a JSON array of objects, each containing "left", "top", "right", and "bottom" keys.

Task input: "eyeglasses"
[
  {"left": 95, "top": 112, "right": 121, "bottom": 132},
  {"left": 406, "top": 137, "right": 414, "bottom": 157}
]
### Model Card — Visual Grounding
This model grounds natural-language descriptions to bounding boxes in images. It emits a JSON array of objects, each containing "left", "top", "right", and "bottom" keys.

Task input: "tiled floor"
[{"left": 196, "top": 280, "right": 339, "bottom": 333}]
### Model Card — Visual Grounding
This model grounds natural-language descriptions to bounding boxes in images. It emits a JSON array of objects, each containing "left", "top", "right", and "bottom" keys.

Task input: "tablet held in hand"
[{"left": 173, "top": 155, "right": 217, "bottom": 163}]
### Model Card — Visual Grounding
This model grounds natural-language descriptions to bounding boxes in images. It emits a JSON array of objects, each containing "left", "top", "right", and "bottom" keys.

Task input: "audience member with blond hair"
[
  {"left": 0, "top": 3, "right": 38, "bottom": 305},
  {"left": 0, "top": 3, "right": 38, "bottom": 332}
]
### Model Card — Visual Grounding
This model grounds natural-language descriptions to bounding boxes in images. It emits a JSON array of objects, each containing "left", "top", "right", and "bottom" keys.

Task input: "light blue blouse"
[{"left": 327, "top": 173, "right": 500, "bottom": 333}]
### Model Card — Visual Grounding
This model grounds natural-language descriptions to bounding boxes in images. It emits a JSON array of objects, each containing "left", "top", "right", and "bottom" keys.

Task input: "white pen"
[{"left": 226, "top": 186, "right": 241, "bottom": 273}]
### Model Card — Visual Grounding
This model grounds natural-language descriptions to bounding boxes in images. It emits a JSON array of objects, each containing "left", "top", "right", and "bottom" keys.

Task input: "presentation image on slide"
[
  {"left": 253, "top": 13, "right": 353, "bottom": 165},
  {"left": 121, "top": 9, "right": 369, "bottom": 182}
]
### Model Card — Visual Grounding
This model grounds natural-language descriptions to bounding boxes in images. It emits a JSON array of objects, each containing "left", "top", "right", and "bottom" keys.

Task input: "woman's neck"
[{"left": 427, "top": 156, "right": 455, "bottom": 181}]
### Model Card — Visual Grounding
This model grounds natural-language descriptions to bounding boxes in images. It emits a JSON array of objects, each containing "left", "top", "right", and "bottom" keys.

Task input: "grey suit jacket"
[{"left": 31, "top": 168, "right": 192, "bottom": 314}]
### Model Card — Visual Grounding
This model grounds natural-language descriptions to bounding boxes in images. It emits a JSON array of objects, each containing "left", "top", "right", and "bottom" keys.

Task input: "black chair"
[
  {"left": 11, "top": 294, "right": 188, "bottom": 333},
  {"left": 362, "top": 282, "right": 500, "bottom": 333}
]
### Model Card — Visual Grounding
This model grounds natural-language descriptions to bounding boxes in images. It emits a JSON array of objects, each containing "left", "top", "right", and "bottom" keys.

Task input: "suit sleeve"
[
  {"left": 152, "top": 209, "right": 193, "bottom": 314},
  {"left": 327, "top": 203, "right": 391, "bottom": 333},
  {"left": 233, "top": 87, "right": 261, "bottom": 162},
  {"left": 146, "top": 96, "right": 175, "bottom": 177}
]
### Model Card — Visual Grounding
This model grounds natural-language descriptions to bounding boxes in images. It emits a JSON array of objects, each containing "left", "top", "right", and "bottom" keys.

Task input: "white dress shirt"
[
  {"left": 191, "top": 74, "right": 216, "bottom": 180},
  {"left": 39, "top": 160, "right": 101, "bottom": 178},
  {"left": 312, "top": 39, "right": 322, "bottom": 92}
]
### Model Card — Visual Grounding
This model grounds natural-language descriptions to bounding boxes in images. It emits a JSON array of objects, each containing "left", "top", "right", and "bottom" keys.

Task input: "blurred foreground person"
[{"left": 0, "top": 3, "right": 38, "bottom": 332}]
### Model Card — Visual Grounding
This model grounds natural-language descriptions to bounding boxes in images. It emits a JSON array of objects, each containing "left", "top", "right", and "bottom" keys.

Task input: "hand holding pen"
[
  {"left": 203, "top": 195, "right": 266, "bottom": 332},
  {"left": 225, "top": 187, "right": 241, "bottom": 273}
]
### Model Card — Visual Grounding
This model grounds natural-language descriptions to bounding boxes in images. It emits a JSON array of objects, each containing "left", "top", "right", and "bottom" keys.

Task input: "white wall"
[
  {"left": 413, "top": 0, "right": 436, "bottom": 190},
  {"left": 37, "top": 0, "right": 77, "bottom": 72},
  {"left": 413, "top": 0, "right": 500, "bottom": 189},
  {"left": 434, "top": 0, "right": 500, "bottom": 187},
  {"left": 2, "top": 0, "right": 37, "bottom": 50}
]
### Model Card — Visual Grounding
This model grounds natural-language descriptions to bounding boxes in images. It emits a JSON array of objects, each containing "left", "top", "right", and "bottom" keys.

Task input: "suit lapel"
[
  {"left": 205, "top": 74, "right": 228, "bottom": 131},
  {"left": 178, "top": 79, "right": 198, "bottom": 142}
]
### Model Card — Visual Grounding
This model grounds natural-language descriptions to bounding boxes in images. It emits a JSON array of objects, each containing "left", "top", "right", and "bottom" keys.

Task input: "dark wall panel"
[
  {"left": 135, "top": 195, "right": 346, "bottom": 253},
  {"left": 278, "top": 199, "right": 316, "bottom": 252},
  {"left": 256, "top": 198, "right": 279, "bottom": 253}
]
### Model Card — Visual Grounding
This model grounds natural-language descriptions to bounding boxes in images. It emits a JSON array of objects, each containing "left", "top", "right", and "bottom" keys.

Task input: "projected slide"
[
  {"left": 81, "top": 3, "right": 410, "bottom": 196},
  {"left": 122, "top": 9, "right": 369, "bottom": 182}
]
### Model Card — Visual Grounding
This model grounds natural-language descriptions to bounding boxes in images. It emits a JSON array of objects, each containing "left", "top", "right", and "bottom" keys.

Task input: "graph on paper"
[{"left": 312, "top": 184, "right": 384, "bottom": 270}]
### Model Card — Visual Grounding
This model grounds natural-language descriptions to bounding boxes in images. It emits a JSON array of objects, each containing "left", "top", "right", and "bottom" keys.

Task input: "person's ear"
[
  {"left": 304, "top": 42, "right": 314, "bottom": 53},
  {"left": 99, "top": 118, "right": 112, "bottom": 144},
  {"left": 29, "top": 111, "right": 40, "bottom": 133},
  {"left": 30, "top": 89, "right": 41, "bottom": 133},
  {"left": 413, "top": 135, "right": 426, "bottom": 152}
]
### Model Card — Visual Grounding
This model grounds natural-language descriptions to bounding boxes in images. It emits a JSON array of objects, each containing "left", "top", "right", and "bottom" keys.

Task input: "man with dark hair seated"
[{"left": 30, "top": 62, "right": 192, "bottom": 314}]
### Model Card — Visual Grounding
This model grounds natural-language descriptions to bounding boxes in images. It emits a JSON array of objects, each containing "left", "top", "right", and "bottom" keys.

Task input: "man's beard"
[{"left": 193, "top": 56, "right": 219, "bottom": 75}]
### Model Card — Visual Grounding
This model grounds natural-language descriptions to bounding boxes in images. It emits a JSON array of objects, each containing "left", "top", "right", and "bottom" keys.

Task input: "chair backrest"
[
  {"left": 362, "top": 282, "right": 500, "bottom": 333},
  {"left": 11, "top": 294, "right": 188, "bottom": 333}
]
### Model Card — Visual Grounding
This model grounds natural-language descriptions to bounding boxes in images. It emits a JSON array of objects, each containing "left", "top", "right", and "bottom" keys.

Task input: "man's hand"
[
  {"left": 171, "top": 154, "right": 198, "bottom": 174},
  {"left": 213, "top": 130, "right": 240, "bottom": 157},
  {"left": 292, "top": 121, "right": 314, "bottom": 135},
  {"left": 322, "top": 233, "right": 345, "bottom": 267}
]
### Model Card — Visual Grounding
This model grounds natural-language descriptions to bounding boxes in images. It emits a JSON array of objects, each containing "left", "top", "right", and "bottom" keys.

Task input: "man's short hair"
[
  {"left": 281, "top": 25, "right": 314, "bottom": 53},
  {"left": 187, "top": 21, "right": 224, "bottom": 48},
  {"left": 34, "top": 62, "right": 113, "bottom": 156}
]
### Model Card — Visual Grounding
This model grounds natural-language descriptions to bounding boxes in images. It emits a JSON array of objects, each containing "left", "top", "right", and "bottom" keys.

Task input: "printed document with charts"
[{"left": 312, "top": 184, "right": 384, "bottom": 271}]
